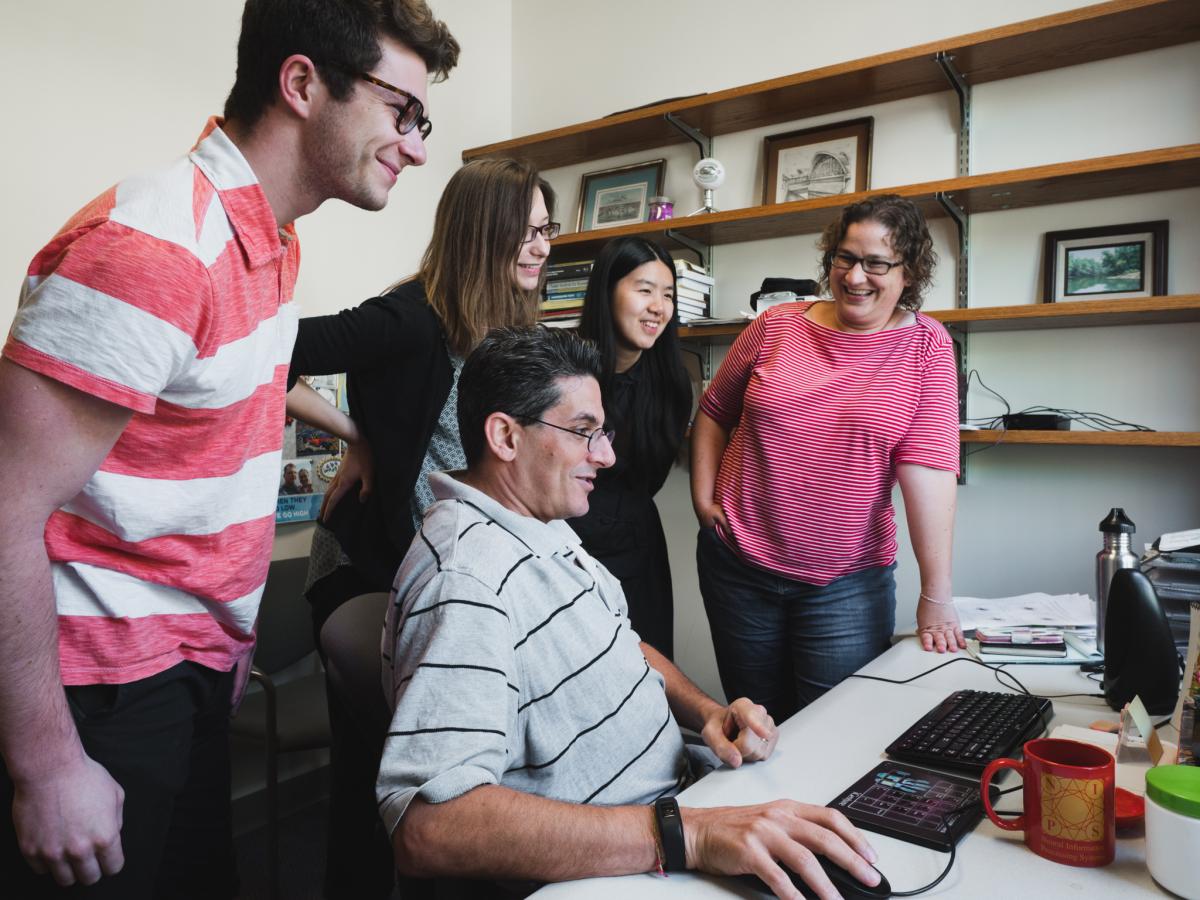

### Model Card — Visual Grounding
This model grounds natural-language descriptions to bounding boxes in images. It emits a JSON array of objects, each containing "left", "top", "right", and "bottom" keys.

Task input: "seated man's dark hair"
[
  {"left": 457, "top": 327, "right": 604, "bottom": 468},
  {"left": 224, "top": 0, "right": 460, "bottom": 128}
]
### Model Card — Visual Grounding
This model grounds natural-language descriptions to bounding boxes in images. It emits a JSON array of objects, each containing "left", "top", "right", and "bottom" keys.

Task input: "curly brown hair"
[{"left": 817, "top": 194, "right": 937, "bottom": 311}]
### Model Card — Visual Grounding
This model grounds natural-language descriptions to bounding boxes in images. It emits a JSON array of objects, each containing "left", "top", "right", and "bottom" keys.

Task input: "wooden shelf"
[
  {"left": 678, "top": 294, "right": 1200, "bottom": 341},
  {"left": 960, "top": 430, "right": 1200, "bottom": 447},
  {"left": 932, "top": 294, "right": 1200, "bottom": 331},
  {"left": 463, "top": 0, "right": 1200, "bottom": 170},
  {"left": 677, "top": 322, "right": 748, "bottom": 340},
  {"left": 544, "top": 144, "right": 1200, "bottom": 260}
]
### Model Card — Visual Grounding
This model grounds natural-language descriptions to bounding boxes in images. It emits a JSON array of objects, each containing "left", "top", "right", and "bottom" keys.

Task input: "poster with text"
[{"left": 276, "top": 374, "right": 346, "bottom": 525}]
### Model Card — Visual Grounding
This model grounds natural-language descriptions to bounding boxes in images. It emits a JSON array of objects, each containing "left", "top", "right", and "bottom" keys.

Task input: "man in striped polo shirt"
[
  {"left": 378, "top": 327, "right": 883, "bottom": 900},
  {"left": 0, "top": 2, "right": 458, "bottom": 896}
]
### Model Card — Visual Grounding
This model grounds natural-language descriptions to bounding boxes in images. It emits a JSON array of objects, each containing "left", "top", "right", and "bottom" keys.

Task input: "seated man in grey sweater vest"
[{"left": 376, "top": 326, "right": 882, "bottom": 899}]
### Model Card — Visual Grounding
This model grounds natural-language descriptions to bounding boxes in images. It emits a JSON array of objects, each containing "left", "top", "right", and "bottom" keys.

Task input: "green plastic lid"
[{"left": 1146, "top": 765, "right": 1200, "bottom": 819}]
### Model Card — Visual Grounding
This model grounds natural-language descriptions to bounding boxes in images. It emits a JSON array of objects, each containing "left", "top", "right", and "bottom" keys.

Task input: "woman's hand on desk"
[
  {"left": 681, "top": 801, "right": 879, "bottom": 900},
  {"left": 917, "top": 593, "right": 966, "bottom": 653},
  {"left": 700, "top": 697, "right": 776, "bottom": 767}
]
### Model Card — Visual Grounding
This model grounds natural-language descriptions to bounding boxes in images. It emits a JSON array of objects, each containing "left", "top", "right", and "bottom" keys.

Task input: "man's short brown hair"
[{"left": 223, "top": 0, "right": 460, "bottom": 128}]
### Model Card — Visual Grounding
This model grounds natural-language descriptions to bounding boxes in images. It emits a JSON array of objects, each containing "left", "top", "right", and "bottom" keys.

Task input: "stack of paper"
[
  {"left": 953, "top": 592, "right": 1095, "bottom": 631},
  {"left": 952, "top": 592, "right": 1099, "bottom": 665}
]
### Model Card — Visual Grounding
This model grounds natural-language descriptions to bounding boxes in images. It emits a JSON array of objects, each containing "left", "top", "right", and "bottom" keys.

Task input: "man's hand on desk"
[
  {"left": 681, "top": 801, "right": 880, "bottom": 900},
  {"left": 917, "top": 594, "right": 966, "bottom": 653},
  {"left": 700, "top": 697, "right": 777, "bottom": 768}
]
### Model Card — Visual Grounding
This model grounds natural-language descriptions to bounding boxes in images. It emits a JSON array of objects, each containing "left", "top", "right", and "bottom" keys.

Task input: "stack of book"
[
  {"left": 974, "top": 626, "right": 1067, "bottom": 658},
  {"left": 540, "top": 259, "right": 593, "bottom": 329},
  {"left": 674, "top": 259, "right": 713, "bottom": 323}
]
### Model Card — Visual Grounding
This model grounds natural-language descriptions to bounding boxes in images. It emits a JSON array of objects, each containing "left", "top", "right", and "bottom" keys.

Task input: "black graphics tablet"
[{"left": 827, "top": 760, "right": 996, "bottom": 850}]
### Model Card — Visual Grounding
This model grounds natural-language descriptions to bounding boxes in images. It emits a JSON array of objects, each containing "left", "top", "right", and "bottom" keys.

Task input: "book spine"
[{"left": 546, "top": 261, "right": 594, "bottom": 279}]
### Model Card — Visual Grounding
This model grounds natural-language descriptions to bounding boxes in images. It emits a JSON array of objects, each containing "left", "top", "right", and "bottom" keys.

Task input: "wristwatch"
[{"left": 653, "top": 796, "right": 686, "bottom": 872}]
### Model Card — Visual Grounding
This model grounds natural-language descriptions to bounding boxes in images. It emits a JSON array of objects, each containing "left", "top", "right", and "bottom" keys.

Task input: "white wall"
[{"left": 514, "top": 0, "right": 1200, "bottom": 701}]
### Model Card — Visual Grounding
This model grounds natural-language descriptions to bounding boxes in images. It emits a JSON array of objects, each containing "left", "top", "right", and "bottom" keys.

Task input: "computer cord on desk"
[
  {"left": 848, "top": 654, "right": 1106, "bottom": 700},
  {"left": 887, "top": 784, "right": 1023, "bottom": 897}
]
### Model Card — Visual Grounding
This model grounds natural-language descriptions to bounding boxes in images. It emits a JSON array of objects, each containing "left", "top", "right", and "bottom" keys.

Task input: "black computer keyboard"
[{"left": 885, "top": 689, "right": 1054, "bottom": 775}]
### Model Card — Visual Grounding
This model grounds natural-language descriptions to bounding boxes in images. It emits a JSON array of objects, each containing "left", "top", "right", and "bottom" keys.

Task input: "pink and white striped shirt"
[
  {"left": 699, "top": 301, "right": 959, "bottom": 585},
  {"left": 3, "top": 118, "right": 300, "bottom": 685}
]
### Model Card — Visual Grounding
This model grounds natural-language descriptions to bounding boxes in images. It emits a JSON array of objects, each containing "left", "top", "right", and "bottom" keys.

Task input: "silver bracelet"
[{"left": 918, "top": 592, "right": 955, "bottom": 606}]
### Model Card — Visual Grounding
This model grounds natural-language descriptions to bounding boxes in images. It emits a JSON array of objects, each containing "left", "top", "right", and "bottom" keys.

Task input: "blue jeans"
[{"left": 697, "top": 527, "right": 896, "bottom": 723}]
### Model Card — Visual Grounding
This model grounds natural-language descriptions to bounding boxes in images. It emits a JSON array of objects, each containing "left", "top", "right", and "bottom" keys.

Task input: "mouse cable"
[
  {"left": 849, "top": 655, "right": 1104, "bottom": 700},
  {"left": 888, "top": 785, "right": 1022, "bottom": 896}
]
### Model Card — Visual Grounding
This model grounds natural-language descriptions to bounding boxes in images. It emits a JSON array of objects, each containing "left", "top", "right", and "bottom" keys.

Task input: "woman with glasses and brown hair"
[
  {"left": 568, "top": 237, "right": 692, "bottom": 659},
  {"left": 690, "top": 194, "right": 963, "bottom": 726},
  {"left": 283, "top": 156, "right": 557, "bottom": 898}
]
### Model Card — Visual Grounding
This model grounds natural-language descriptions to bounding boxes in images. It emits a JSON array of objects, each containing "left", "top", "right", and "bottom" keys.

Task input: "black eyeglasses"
[
  {"left": 831, "top": 251, "right": 904, "bottom": 276},
  {"left": 519, "top": 417, "right": 615, "bottom": 453},
  {"left": 522, "top": 222, "right": 562, "bottom": 244},
  {"left": 357, "top": 72, "right": 432, "bottom": 140}
]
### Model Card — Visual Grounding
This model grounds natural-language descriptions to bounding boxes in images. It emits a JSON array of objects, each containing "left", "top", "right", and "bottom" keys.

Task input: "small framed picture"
[
  {"left": 762, "top": 117, "right": 873, "bottom": 205},
  {"left": 577, "top": 159, "right": 665, "bottom": 231},
  {"left": 1042, "top": 220, "right": 1168, "bottom": 303}
]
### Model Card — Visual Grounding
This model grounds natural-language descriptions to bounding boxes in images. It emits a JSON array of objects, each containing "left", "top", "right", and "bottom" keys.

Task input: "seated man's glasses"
[
  {"left": 357, "top": 72, "right": 433, "bottom": 140},
  {"left": 523, "top": 223, "right": 562, "bottom": 243},
  {"left": 831, "top": 251, "right": 904, "bottom": 276},
  {"left": 519, "top": 417, "right": 615, "bottom": 453}
]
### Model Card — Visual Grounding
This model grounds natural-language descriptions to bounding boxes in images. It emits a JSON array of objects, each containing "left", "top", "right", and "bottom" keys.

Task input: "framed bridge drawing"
[{"left": 762, "top": 117, "right": 873, "bottom": 205}]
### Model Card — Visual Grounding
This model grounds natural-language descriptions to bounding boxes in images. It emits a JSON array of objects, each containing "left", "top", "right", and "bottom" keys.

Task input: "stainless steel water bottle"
[{"left": 1095, "top": 507, "right": 1137, "bottom": 654}]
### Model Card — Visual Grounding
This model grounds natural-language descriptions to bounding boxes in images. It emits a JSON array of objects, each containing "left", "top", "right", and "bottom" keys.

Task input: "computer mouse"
[
  {"left": 803, "top": 856, "right": 892, "bottom": 899},
  {"left": 742, "top": 856, "right": 892, "bottom": 899}
]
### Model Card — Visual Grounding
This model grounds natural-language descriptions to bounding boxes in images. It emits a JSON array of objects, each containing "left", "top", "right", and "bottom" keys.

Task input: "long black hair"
[{"left": 577, "top": 237, "right": 692, "bottom": 481}]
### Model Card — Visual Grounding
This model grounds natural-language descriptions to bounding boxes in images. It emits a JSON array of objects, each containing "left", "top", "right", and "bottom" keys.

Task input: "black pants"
[{"left": 0, "top": 661, "right": 238, "bottom": 899}]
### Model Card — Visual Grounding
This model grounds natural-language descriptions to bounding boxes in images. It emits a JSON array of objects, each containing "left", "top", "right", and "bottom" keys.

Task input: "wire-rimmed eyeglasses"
[{"left": 518, "top": 416, "right": 614, "bottom": 453}]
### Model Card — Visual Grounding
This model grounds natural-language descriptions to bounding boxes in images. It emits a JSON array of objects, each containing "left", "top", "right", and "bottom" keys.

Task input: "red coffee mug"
[{"left": 981, "top": 737, "right": 1115, "bottom": 867}]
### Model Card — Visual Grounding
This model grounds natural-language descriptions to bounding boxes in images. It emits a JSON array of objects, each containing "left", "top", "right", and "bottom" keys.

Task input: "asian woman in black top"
[{"left": 570, "top": 237, "right": 692, "bottom": 658}]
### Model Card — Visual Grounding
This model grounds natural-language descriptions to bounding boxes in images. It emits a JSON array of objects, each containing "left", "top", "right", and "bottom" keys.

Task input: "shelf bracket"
[
  {"left": 664, "top": 112, "right": 711, "bottom": 161},
  {"left": 934, "top": 54, "right": 972, "bottom": 483},
  {"left": 935, "top": 51, "right": 971, "bottom": 178},
  {"left": 935, "top": 191, "right": 970, "bottom": 311},
  {"left": 949, "top": 325, "right": 970, "bottom": 485},
  {"left": 664, "top": 229, "right": 708, "bottom": 270}
]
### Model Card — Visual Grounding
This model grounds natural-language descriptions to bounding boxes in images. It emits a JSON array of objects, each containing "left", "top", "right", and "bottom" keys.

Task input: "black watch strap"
[{"left": 654, "top": 796, "right": 686, "bottom": 872}]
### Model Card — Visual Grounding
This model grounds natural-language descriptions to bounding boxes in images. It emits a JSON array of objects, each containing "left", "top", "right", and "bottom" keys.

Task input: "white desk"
[{"left": 534, "top": 639, "right": 1173, "bottom": 899}]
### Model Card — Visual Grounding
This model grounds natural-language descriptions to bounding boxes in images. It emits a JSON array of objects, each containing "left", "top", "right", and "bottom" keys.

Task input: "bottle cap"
[
  {"left": 1146, "top": 765, "right": 1200, "bottom": 819},
  {"left": 1099, "top": 507, "right": 1136, "bottom": 534}
]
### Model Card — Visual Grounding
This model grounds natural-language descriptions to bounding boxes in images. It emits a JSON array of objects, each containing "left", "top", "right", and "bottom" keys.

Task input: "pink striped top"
[
  {"left": 699, "top": 302, "right": 959, "bottom": 585},
  {"left": 3, "top": 119, "right": 300, "bottom": 685}
]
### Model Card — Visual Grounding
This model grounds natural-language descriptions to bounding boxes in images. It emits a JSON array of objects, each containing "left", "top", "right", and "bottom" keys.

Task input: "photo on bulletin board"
[
  {"left": 762, "top": 117, "right": 873, "bottom": 205},
  {"left": 276, "top": 374, "right": 346, "bottom": 525},
  {"left": 577, "top": 159, "right": 665, "bottom": 231},
  {"left": 1041, "top": 220, "right": 1168, "bottom": 303}
]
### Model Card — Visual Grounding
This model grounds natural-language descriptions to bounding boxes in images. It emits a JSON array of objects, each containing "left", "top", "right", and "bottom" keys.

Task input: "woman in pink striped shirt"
[{"left": 690, "top": 194, "right": 964, "bottom": 722}]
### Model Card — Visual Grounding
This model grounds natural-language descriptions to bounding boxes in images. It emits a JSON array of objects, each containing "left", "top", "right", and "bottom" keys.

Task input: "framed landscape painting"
[{"left": 1042, "top": 220, "right": 1168, "bottom": 303}]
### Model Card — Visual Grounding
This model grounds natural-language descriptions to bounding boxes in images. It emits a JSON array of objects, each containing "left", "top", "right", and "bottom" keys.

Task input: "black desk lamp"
[{"left": 1103, "top": 568, "right": 1181, "bottom": 716}]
